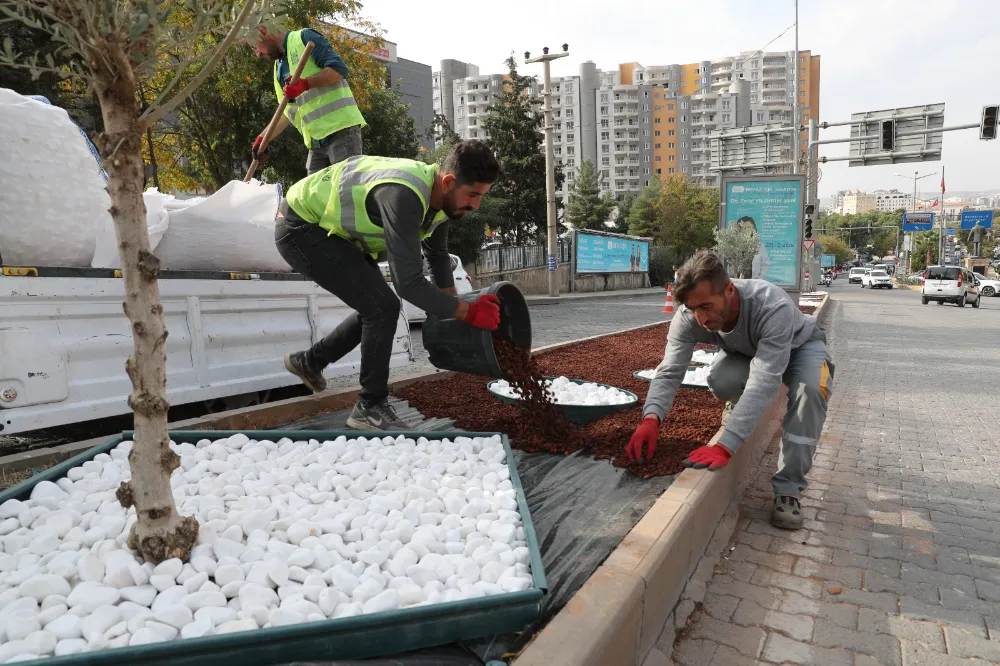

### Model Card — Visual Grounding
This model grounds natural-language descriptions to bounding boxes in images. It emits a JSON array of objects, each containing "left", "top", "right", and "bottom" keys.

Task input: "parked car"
[
  {"left": 848, "top": 267, "right": 866, "bottom": 284},
  {"left": 920, "top": 265, "right": 981, "bottom": 308},
  {"left": 379, "top": 254, "right": 475, "bottom": 323},
  {"left": 862, "top": 270, "right": 893, "bottom": 289},
  {"left": 973, "top": 274, "right": 1000, "bottom": 297}
]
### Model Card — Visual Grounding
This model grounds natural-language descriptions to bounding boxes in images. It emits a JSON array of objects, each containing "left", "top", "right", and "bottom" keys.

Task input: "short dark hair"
[
  {"left": 674, "top": 252, "right": 730, "bottom": 305},
  {"left": 736, "top": 215, "right": 757, "bottom": 231},
  {"left": 441, "top": 140, "right": 502, "bottom": 186}
]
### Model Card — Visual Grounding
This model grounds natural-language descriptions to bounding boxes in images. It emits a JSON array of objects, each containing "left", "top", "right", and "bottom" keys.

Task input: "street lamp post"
[
  {"left": 526, "top": 44, "right": 569, "bottom": 298},
  {"left": 895, "top": 170, "right": 937, "bottom": 273}
]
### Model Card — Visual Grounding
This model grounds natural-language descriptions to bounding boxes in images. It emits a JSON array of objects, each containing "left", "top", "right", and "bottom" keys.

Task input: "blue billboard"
[
  {"left": 821, "top": 254, "right": 836, "bottom": 268},
  {"left": 960, "top": 210, "right": 994, "bottom": 230},
  {"left": 721, "top": 177, "right": 804, "bottom": 288},
  {"left": 575, "top": 233, "right": 649, "bottom": 273},
  {"left": 902, "top": 212, "right": 934, "bottom": 232}
]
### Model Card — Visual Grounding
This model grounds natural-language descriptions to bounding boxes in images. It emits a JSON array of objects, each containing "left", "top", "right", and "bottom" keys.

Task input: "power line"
[{"left": 688, "top": 21, "right": 798, "bottom": 97}]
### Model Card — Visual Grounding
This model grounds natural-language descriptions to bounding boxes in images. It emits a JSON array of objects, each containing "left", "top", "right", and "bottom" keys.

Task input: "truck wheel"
[{"left": 922, "top": 296, "right": 928, "bottom": 305}]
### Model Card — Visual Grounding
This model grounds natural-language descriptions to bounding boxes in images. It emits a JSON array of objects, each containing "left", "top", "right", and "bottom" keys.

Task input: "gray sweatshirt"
[{"left": 643, "top": 280, "right": 815, "bottom": 453}]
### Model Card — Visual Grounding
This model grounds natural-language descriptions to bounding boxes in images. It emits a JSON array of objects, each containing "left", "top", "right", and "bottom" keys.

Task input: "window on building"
[
  {"left": 601, "top": 145, "right": 609, "bottom": 153},
  {"left": 601, "top": 93, "right": 608, "bottom": 102},
  {"left": 600, "top": 106, "right": 608, "bottom": 115},
  {"left": 471, "top": 130, "right": 477, "bottom": 138},
  {"left": 644, "top": 168, "right": 651, "bottom": 174},
  {"left": 681, "top": 141, "right": 687, "bottom": 148},
  {"left": 654, "top": 143, "right": 661, "bottom": 149},
  {"left": 644, "top": 142, "right": 650, "bottom": 149},
  {"left": 756, "top": 112, "right": 764, "bottom": 122},
  {"left": 654, "top": 130, "right": 661, "bottom": 136},
  {"left": 566, "top": 95, "right": 574, "bottom": 104},
  {"left": 668, "top": 117, "right": 675, "bottom": 123},
  {"left": 567, "top": 158, "right": 575, "bottom": 167},
  {"left": 681, "top": 81, "right": 686, "bottom": 87},
  {"left": 669, "top": 167, "right": 675, "bottom": 174},
  {"left": 644, "top": 129, "right": 650, "bottom": 136},
  {"left": 800, "top": 56, "right": 805, "bottom": 63},
  {"left": 681, "top": 128, "right": 687, "bottom": 134},
  {"left": 656, "top": 168, "right": 662, "bottom": 175},
  {"left": 567, "top": 146, "right": 574, "bottom": 155},
  {"left": 668, "top": 142, "right": 675, "bottom": 148},
  {"left": 682, "top": 115, "right": 687, "bottom": 121},
  {"left": 654, "top": 92, "right": 661, "bottom": 99},
  {"left": 669, "top": 155, "right": 674, "bottom": 162},
  {"left": 668, "top": 129, "right": 675, "bottom": 136},
  {"left": 799, "top": 79, "right": 805, "bottom": 87},
  {"left": 655, "top": 156, "right": 661, "bottom": 162},
  {"left": 668, "top": 104, "right": 675, "bottom": 111},
  {"left": 799, "top": 90, "right": 805, "bottom": 97},
  {"left": 654, "top": 117, "right": 661, "bottom": 124},
  {"left": 682, "top": 153, "right": 688, "bottom": 160},
  {"left": 722, "top": 114, "right": 730, "bottom": 122},
  {"left": 751, "top": 71, "right": 758, "bottom": 79},
  {"left": 567, "top": 133, "right": 575, "bottom": 142}
]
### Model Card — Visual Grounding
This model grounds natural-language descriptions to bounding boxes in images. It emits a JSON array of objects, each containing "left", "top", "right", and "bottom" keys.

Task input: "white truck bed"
[{"left": 0, "top": 274, "right": 412, "bottom": 435}]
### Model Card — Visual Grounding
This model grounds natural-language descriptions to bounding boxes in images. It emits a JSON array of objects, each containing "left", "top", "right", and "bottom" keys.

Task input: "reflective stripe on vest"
[{"left": 274, "top": 30, "right": 366, "bottom": 146}]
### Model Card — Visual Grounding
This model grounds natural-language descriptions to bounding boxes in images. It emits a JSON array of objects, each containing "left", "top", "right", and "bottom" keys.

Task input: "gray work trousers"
[
  {"left": 306, "top": 125, "right": 363, "bottom": 174},
  {"left": 707, "top": 328, "right": 834, "bottom": 498}
]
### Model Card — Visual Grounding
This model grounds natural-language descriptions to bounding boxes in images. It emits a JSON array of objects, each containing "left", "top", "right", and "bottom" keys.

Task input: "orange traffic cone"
[{"left": 663, "top": 285, "right": 675, "bottom": 314}]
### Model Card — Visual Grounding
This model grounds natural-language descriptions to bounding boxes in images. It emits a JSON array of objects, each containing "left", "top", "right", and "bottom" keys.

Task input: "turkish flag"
[{"left": 931, "top": 198, "right": 939, "bottom": 208}]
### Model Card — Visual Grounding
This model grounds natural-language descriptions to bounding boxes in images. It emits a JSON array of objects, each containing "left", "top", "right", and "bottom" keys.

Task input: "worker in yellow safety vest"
[
  {"left": 274, "top": 140, "right": 503, "bottom": 431},
  {"left": 248, "top": 22, "right": 366, "bottom": 173}
]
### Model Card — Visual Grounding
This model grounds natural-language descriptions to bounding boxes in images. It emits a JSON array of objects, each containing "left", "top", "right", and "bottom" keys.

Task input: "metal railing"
[{"left": 475, "top": 240, "right": 573, "bottom": 275}]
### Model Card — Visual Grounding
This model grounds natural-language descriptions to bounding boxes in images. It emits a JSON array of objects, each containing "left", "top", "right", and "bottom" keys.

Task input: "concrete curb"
[
  {"left": 0, "top": 321, "right": 670, "bottom": 473},
  {"left": 526, "top": 287, "right": 665, "bottom": 306},
  {"left": 513, "top": 296, "right": 830, "bottom": 666}
]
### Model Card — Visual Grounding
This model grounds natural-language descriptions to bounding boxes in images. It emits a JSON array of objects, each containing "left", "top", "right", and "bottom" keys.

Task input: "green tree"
[
  {"left": 714, "top": 221, "right": 759, "bottom": 279},
  {"left": 626, "top": 178, "right": 661, "bottom": 238},
  {"left": 816, "top": 234, "right": 851, "bottom": 265},
  {"left": 420, "top": 112, "right": 459, "bottom": 165},
  {"left": 1, "top": 0, "right": 275, "bottom": 563},
  {"left": 480, "top": 54, "right": 562, "bottom": 245},
  {"left": 564, "top": 160, "right": 614, "bottom": 231},
  {"left": 911, "top": 231, "right": 939, "bottom": 271},
  {"left": 361, "top": 85, "right": 420, "bottom": 160},
  {"left": 655, "top": 174, "right": 719, "bottom": 259}
]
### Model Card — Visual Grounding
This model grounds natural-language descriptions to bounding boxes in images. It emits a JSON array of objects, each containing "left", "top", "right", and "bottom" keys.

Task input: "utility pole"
[
  {"left": 895, "top": 170, "right": 936, "bottom": 273},
  {"left": 526, "top": 44, "right": 569, "bottom": 298},
  {"left": 792, "top": 0, "right": 800, "bottom": 175}
]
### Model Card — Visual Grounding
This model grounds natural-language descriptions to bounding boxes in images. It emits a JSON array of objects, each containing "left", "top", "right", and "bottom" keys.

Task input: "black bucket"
[{"left": 422, "top": 281, "right": 531, "bottom": 378}]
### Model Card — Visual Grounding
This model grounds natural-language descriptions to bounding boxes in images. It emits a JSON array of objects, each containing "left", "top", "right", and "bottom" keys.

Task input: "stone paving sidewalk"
[{"left": 660, "top": 290, "right": 1000, "bottom": 665}]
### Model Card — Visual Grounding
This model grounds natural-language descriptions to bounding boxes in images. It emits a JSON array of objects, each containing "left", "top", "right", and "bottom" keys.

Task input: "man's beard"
[{"left": 442, "top": 192, "right": 472, "bottom": 219}]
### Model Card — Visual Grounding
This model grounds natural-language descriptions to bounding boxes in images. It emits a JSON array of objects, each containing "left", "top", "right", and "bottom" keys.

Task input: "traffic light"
[
  {"left": 880, "top": 119, "right": 895, "bottom": 151},
  {"left": 804, "top": 204, "right": 815, "bottom": 240},
  {"left": 981, "top": 105, "right": 999, "bottom": 141}
]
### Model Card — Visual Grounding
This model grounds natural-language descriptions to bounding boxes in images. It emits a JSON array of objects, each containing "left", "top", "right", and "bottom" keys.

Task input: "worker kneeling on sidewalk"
[
  {"left": 275, "top": 140, "right": 503, "bottom": 431},
  {"left": 626, "top": 253, "right": 834, "bottom": 530}
]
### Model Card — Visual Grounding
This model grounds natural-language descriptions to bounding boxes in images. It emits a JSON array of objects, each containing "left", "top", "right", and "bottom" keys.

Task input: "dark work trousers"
[
  {"left": 306, "top": 125, "right": 363, "bottom": 174},
  {"left": 274, "top": 206, "right": 399, "bottom": 407}
]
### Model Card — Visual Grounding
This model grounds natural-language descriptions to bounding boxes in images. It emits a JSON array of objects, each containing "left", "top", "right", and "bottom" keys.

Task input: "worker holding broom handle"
[
  {"left": 275, "top": 140, "right": 503, "bottom": 431},
  {"left": 248, "top": 22, "right": 366, "bottom": 173}
]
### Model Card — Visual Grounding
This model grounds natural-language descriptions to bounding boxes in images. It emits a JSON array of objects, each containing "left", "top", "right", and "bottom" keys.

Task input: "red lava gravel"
[
  {"left": 799, "top": 305, "right": 817, "bottom": 315},
  {"left": 397, "top": 323, "right": 724, "bottom": 478}
]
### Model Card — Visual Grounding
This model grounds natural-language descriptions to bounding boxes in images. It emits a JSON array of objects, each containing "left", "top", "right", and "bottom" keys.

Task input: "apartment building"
[
  {"left": 841, "top": 190, "right": 877, "bottom": 215},
  {"left": 432, "top": 49, "right": 819, "bottom": 199},
  {"left": 431, "top": 59, "right": 479, "bottom": 137},
  {"left": 872, "top": 189, "right": 914, "bottom": 212}
]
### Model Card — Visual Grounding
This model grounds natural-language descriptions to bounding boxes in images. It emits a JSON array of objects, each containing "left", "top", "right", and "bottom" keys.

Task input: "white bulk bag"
[
  {"left": 0, "top": 89, "right": 109, "bottom": 266},
  {"left": 152, "top": 179, "right": 291, "bottom": 272}
]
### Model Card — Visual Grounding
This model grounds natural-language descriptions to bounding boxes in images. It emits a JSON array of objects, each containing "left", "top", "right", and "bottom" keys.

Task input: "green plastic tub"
[
  {"left": 485, "top": 377, "right": 639, "bottom": 423},
  {"left": 0, "top": 430, "right": 548, "bottom": 666}
]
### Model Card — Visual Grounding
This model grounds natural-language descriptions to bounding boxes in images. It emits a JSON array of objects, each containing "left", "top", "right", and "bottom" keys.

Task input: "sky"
[{"left": 360, "top": 0, "right": 999, "bottom": 200}]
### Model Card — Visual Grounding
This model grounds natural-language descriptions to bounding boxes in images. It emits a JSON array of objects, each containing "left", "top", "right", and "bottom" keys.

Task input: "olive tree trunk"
[{"left": 95, "top": 44, "right": 198, "bottom": 563}]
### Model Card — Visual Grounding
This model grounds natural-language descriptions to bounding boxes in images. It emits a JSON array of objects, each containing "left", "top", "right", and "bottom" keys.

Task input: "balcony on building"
[
  {"left": 762, "top": 58, "right": 785, "bottom": 70},
  {"left": 762, "top": 95, "right": 786, "bottom": 105}
]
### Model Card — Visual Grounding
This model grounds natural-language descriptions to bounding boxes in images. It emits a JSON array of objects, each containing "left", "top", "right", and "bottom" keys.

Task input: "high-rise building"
[
  {"left": 432, "top": 59, "right": 479, "bottom": 135},
  {"left": 385, "top": 58, "right": 434, "bottom": 151},
  {"left": 432, "top": 49, "right": 820, "bottom": 201}
]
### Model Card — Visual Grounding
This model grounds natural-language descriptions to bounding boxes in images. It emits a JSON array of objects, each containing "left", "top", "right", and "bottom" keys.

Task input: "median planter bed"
[
  {"left": 0, "top": 431, "right": 546, "bottom": 665},
  {"left": 397, "top": 324, "right": 724, "bottom": 478}
]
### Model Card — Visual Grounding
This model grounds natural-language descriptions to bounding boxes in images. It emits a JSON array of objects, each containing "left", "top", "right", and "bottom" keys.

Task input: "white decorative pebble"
[
  {"left": 44, "top": 614, "right": 82, "bottom": 640},
  {"left": 81, "top": 605, "right": 121, "bottom": 642},
  {"left": 491, "top": 376, "right": 635, "bottom": 405},
  {"left": 54, "top": 638, "right": 88, "bottom": 656},
  {"left": 19, "top": 573, "right": 71, "bottom": 601},
  {"left": 180, "top": 620, "right": 215, "bottom": 639}
]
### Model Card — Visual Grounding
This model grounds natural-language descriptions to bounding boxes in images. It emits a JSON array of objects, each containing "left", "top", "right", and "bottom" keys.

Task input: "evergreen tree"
[
  {"left": 480, "top": 54, "right": 563, "bottom": 245},
  {"left": 565, "top": 159, "right": 614, "bottom": 231}
]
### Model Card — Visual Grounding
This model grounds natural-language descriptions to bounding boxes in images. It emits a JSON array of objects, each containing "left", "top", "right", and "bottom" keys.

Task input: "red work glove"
[
  {"left": 251, "top": 135, "right": 269, "bottom": 162},
  {"left": 283, "top": 77, "right": 310, "bottom": 100},
  {"left": 462, "top": 294, "right": 501, "bottom": 330},
  {"left": 682, "top": 444, "right": 733, "bottom": 471},
  {"left": 626, "top": 416, "right": 660, "bottom": 463}
]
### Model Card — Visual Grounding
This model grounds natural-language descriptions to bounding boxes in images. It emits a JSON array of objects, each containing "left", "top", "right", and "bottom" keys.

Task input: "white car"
[
  {"left": 848, "top": 267, "right": 866, "bottom": 284},
  {"left": 920, "top": 265, "right": 981, "bottom": 307},
  {"left": 973, "top": 274, "right": 1000, "bottom": 297},
  {"left": 379, "top": 254, "right": 475, "bottom": 323},
  {"left": 861, "top": 269, "right": 893, "bottom": 289}
]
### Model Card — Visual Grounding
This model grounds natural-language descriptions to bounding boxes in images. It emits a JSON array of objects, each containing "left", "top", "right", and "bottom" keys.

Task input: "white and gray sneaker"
[{"left": 346, "top": 400, "right": 410, "bottom": 431}]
